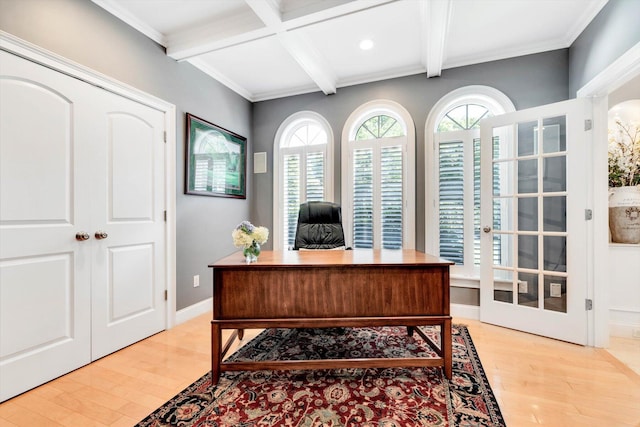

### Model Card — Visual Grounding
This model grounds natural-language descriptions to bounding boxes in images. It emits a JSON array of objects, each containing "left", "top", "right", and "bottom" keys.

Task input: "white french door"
[
  {"left": 479, "top": 98, "right": 591, "bottom": 344},
  {"left": 0, "top": 50, "right": 167, "bottom": 401}
]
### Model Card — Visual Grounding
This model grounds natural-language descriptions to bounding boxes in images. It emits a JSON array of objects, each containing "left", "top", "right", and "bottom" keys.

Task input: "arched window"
[
  {"left": 273, "top": 112, "right": 333, "bottom": 250},
  {"left": 426, "top": 86, "right": 515, "bottom": 277},
  {"left": 342, "top": 101, "right": 415, "bottom": 249}
]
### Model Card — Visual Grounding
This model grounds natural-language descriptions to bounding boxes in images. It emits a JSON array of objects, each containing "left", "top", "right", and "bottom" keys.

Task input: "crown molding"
[{"left": 90, "top": 0, "right": 166, "bottom": 46}]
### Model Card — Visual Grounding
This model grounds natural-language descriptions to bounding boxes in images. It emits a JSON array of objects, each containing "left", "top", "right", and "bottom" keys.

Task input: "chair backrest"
[{"left": 293, "top": 201, "right": 346, "bottom": 250}]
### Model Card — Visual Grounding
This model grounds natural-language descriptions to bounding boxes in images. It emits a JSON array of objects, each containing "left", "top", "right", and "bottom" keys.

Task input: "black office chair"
[{"left": 293, "top": 201, "right": 347, "bottom": 250}]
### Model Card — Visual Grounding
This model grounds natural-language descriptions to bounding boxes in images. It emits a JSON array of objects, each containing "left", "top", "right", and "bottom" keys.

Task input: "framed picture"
[{"left": 185, "top": 113, "right": 246, "bottom": 198}]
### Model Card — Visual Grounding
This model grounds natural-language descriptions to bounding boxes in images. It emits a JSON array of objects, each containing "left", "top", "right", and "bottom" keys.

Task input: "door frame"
[
  {"left": 577, "top": 41, "right": 640, "bottom": 348},
  {"left": 0, "top": 31, "right": 178, "bottom": 329}
]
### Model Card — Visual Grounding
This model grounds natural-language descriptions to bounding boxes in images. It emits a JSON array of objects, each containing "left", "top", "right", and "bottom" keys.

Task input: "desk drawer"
[{"left": 213, "top": 266, "right": 449, "bottom": 319}]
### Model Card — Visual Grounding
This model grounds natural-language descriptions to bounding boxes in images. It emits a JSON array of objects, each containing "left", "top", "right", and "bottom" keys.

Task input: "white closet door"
[
  {"left": 89, "top": 85, "right": 166, "bottom": 360},
  {"left": 0, "top": 50, "right": 93, "bottom": 401},
  {"left": 0, "top": 50, "right": 167, "bottom": 401}
]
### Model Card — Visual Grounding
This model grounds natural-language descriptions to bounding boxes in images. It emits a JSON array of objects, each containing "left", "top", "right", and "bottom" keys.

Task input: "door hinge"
[
  {"left": 163, "top": 131, "right": 167, "bottom": 142},
  {"left": 164, "top": 210, "right": 167, "bottom": 221},
  {"left": 164, "top": 290, "right": 168, "bottom": 301},
  {"left": 585, "top": 209, "right": 593, "bottom": 220},
  {"left": 585, "top": 299, "right": 593, "bottom": 310},
  {"left": 584, "top": 119, "right": 592, "bottom": 131}
]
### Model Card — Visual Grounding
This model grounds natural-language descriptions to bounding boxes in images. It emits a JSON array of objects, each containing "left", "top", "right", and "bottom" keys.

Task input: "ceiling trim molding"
[
  {"left": 563, "top": 0, "right": 610, "bottom": 46},
  {"left": 252, "top": 84, "right": 321, "bottom": 102},
  {"left": 167, "top": 28, "right": 272, "bottom": 61},
  {"left": 187, "top": 57, "right": 254, "bottom": 101},
  {"left": 443, "top": 39, "right": 572, "bottom": 71},
  {"left": 337, "top": 64, "right": 427, "bottom": 89},
  {"left": 422, "top": 0, "right": 452, "bottom": 78},
  {"left": 90, "top": 0, "right": 166, "bottom": 46}
]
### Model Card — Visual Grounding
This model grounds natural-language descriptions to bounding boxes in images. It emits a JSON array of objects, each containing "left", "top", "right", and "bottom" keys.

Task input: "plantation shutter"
[
  {"left": 283, "top": 154, "right": 300, "bottom": 249},
  {"left": 305, "top": 151, "right": 324, "bottom": 201},
  {"left": 353, "top": 148, "right": 374, "bottom": 248},
  {"left": 381, "top": 145, "right": 403, "bottom": 249},
  {"left": 439, "top": 139, "right": 465, "bottom": 264},
  {"left": 473, "top": 138, "right": 481, "bottom": 265}
]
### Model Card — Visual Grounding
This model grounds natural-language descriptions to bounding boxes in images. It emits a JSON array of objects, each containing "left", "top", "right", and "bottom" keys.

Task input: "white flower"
[
  {"left": 608, "top": 118, "right": 640, "bottom": 187},
  {"left": 231, "top": 221, "right": 269, "bottom": 248},
  {"left": 252, "top": 226, "right": 269, "bottom": 244}
]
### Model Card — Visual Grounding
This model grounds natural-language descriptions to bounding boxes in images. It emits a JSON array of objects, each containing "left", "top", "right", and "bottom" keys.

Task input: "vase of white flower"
[
  {"left": 232, "top": 221, "right": 269, "bottom": 263},
  {"left": 609, "top": 186, "right": 640, "bottom": 244},
  {"left": 608, "top": 117, "right": 640, "bottom": 244}
]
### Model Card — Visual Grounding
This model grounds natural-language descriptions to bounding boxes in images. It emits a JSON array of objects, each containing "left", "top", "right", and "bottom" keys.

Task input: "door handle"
[
  {"left": 75, "top": 231, "right": 90, "bottom": 241},
  {"left": 483, "top": 226, "right": 492, "bottom": 233},
  {"left": 95, "top": 230, "right": 108, "bottom": 240}
]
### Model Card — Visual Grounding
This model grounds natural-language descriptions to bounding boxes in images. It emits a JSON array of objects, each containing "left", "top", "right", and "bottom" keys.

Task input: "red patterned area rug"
[{"left": 137, "top": 325, "right": 505, "bottom": 426}]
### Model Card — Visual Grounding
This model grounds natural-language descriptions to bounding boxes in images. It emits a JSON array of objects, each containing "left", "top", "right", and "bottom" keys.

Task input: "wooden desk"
[{"left": 209, "top": 249, "right": 453, "bottom": 384}]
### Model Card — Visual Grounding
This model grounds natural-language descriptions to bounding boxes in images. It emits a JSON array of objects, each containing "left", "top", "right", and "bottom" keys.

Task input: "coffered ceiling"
[{"left": 92, "top": 0, "right": 608, "bottom": 102}]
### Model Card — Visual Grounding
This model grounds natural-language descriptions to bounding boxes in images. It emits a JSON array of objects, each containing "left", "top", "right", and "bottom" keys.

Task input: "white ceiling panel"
[
  {"left": 92, "top": 0, "right": 609, "bottom": 101},
  {"left": 193, "top": 35, "right": 317, "bottom": 100},
  {"left": 445, "top": 0, "right": 608, "bottom": 68},
  {"left": 296, "top": 1, "right": 424, "bottom": 86}
]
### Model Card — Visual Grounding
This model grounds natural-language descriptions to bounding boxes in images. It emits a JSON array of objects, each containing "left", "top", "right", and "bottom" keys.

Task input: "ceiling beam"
[
  {"left": 245, "top": 0, "right": 337, "bottom": 95},
  {"left": 421, "top": 0, "right": 452, "bottom": 78}
]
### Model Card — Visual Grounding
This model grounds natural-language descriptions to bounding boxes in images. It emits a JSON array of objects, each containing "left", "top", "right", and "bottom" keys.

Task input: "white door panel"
[
  {"left": 480, "top": 98, "right": 590, "bottom": 345},
  {"left": 0, "top": 78, "right": 73, "bottom": 223},
  {"left": 0, "top": 50, "right": 166, "bottom": 400},
  {"left": 0, "top": 50, "right": 93, "bottom": 401},
  {"left": 90, "top": 90, "right": 166, "bottom": 360}
]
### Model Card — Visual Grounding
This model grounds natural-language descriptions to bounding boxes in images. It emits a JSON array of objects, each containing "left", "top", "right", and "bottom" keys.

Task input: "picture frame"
[{"left": 185, "top": 113, "right": 246, "bottom": 198}]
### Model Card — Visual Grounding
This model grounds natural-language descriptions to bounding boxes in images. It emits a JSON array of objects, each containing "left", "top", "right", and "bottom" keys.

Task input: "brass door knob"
[
  {"left": 75, "top": 231, "right": 90, "bottom": 241},
  {"left": 95, "top": 230, "right": 108, "bottom": 239}
]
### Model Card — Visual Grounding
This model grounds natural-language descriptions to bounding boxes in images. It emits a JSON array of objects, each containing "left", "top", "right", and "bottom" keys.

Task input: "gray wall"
[
  {"left": 569, "top": 0, "right": 640, "bottom": 96},
  {"left": 0, "top": 0, "right": 253, "bottom": 310},
  {"left": 252, "top": 50, "right": 570, "bottom": 253}
]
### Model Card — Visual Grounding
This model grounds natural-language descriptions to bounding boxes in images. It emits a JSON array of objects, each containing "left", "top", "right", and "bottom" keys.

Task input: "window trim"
[
  {"left": 342, "top": 100, "right": 416, "bottom": 249},
  {"left": 425, "top": 86, "right": 515, "bottom": 277},
  {"left": 273, "top": 111, "right": 334, "bottom": 251}
]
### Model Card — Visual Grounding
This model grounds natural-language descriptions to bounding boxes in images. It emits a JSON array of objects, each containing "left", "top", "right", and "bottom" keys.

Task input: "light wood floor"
[{"left": 1, "top": 314, "right": 639, "bottom": 427}]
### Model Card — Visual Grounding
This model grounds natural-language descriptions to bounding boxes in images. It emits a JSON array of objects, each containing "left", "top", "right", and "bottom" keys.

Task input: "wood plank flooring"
[{"left": 1, "top": 314, "right": 638, "bottom": 426}]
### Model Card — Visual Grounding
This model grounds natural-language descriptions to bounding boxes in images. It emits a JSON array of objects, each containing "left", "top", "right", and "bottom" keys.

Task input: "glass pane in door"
[
  {"left": 543, "top": 156, "right": 566, "bottom": 192},
  {"left": 543, "top": 196, "right": 566, "bottom": 232},
  {"left": 518, "top": 121, "right": 538, "bottom": 156},
  {"left": 518, "top": 271, "right": 539, "bottom": 308},
  {"left": 518, "top": 197, "right": 538, "bottom": 231},
  {"left": 542, "top": 116, "right": 566, "bottom": 153},
  {"left": 494, "top": 269, "right": 514, "bottom": 303},
  {"left": 518, "top": 159, "right": 538, "bottom": 193},
  {"left": 544, "top": 275, "right": 567, "bottom": 312}
]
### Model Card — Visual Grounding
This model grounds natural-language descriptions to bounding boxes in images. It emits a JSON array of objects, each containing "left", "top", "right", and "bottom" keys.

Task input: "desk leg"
[
  {"left": 211, "top": 322, "right": 221, "bottom": 385},
  {"left": 407, "top": 326, "right": 415, "bottom": 336},
  {"left": 443, "top": 319, "right": 452, "bottom": 380}
]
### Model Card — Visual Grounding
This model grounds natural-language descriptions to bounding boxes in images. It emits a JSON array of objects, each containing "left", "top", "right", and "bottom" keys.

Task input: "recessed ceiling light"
[{"left": 359, "top": 39, "right": 374, "bottom": 50}]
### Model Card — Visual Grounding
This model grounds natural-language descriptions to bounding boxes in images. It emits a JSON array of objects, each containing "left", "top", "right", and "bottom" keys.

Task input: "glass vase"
[{"left": 243, "top": 241, "right": 261, "bottom": 263}]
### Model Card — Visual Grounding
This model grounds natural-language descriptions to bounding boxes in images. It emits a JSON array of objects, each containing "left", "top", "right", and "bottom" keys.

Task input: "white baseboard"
[
  {"left": 451, "top": 303, "right": 479, "bottom": 320},
  {"left": 175, "top": 297, "right": 213, "bottom": 325},
  {"left": 609, "top": 321, "right": 640, "bottom": 339},
  {"left": 609, "top": 306, "right": 640, "bottom": 338}
]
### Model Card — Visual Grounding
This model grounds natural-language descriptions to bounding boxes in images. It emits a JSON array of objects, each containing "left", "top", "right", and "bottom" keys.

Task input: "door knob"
[
  {"left": 95, "top": 230, "right": 108, "bottom": 239},
  {"left": 75, "top": 231, "right": 90, "bottom": 241},
  {"left": 483, "top": 226, "right": 492, "bottom": 233}
]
